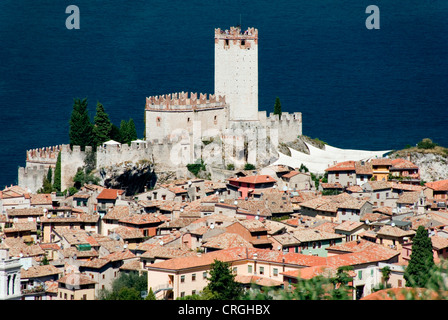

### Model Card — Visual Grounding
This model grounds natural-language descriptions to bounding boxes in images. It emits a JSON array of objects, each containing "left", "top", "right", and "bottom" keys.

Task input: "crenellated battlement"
[
  {"left": 214, "top": 26, "right": 258, "bottom": 40},
  {"left": 267, "top": 112, "right": 302, "bottom": 123},
  {"left": 145, "top": 92, "right": 226, "bottom": 111},
  {"left": 26, "top": 145, "right": 62, "bottom": 165}
]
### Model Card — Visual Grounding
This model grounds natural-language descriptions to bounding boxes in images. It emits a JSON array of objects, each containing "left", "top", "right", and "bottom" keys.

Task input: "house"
[
  {"left": 325, "top": 161, "right": 356, "bottom": 188},
  {"left": 362, "top": 181, "right": 395, "bottom": 208},
  {"left": 262, "top": 192, "right": 294, "bottom": 219},
  {"left": 95, "top": 188, "right": 126, "bottom": 215},
  {"left": 101, "top": 205, "right": 131, "bottom": 236},
  {"left": 71, "top": 192, "right": 94, "bottom": 214},
  {"left": 279, "top": 170, "right": 313, "bottom": 191},
  {"left": 225, "top": 220, "right": 272, "bottom": 249},
  {"left": 292, "top": 229, "right": 344, "bottom": 257},
  {"left": 6, "top": 208, "right": 45, "bottom": 224},
  {"left": 371, "top": 158, "right": 392, "bottom": 181},
  {"left": 299, "top": 192, "right": 367, "bottom": 223},
  {"left": 227, "top": 175, "right": 277, "bottom": 199},
  {"left": 3, "top": 221, "right": 38, "bottom": 244},
  {"left": 0, "top": 245, "right": 22, "bottom": 300},
  {"left": 0, "top": 185, "right": 31, "bottom": 213},
  {"left": 336, "top": 199, "right": 372, "bottom": 223},
  {"left": 146, "top": 247, "right": 326, "bottom": 300},
  {"left": 334, "top": 221, "right": 369, "bottom": 242},
  {"left": 390, "top": 158, "right": 420, "bottom": 183},
  {"left": 40, "top": 209, "right": 99, "bottom": 243},
  {"left": 270, "top": 232, "right": 302, "bottom": 253},
  {"left": 396, "top": 191, "right": 426, "bottom": 214},
  {"left": 354, "top": 161, "right": 373, "bottom": 185},
  {"left": 402, "top": 234, "right": 448, "bottom": 264},
  {"left": 118, "top": 213, "right": 168, "bottom": 238},
  {"left": 376, "top": 225, "right": 416, "bottom": 252},
  {"left": 79, "top": 258, "right": 117, "bottom": 295},
  {"left": 29, "top": 193, "right": 53, "bottom": 209},
  {"left": 425, "top": 179, "right": 448, "bottom": 200},
  {"left": 57, "top": 272, "right": 96, "bottom": 300},
  {"left": 324, "top": 240, "right": 400, "bottom": 299},
  {"left": 20, "top": 265, "right": 62, "bottom": 300},
  {"left": 201, "top": 232, "right": 253, "bottom": 253}
]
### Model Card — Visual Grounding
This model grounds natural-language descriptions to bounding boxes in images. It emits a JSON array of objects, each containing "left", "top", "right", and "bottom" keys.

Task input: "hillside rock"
[
  {"left": 390, "top": 151, "right": 448, "bottom": 182},
  {"left": 99, "top": 161, "right": 156, "bottom": 196}
]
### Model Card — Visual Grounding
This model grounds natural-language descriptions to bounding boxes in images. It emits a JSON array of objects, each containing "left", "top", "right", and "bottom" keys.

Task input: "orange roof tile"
[
  {"left": 325, "top": 161, "right": 356, "bottom": 172},
  {"left": 96, "top": 189, "right": 125, "bottom": 200},
  {"left": 228, "top": 175, "right": 276, "bottom": 184},
  {"left": 426, "top": 180, "right": 448, "bottom": 191}
]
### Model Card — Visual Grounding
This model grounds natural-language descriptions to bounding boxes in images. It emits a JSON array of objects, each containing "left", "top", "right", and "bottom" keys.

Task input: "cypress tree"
[
  {"left": 53, "top": 152, "right": 62, "bottom": 192},
  {"left": 204, "top": 259, "right": 242, "bottom": 300},
  {"left": 92, "top": 102, "right": 113, "bottom": 147},
  {"left": 69, "top": 97, "right": 93, "bottom": 150},
  {"left": 404, "top": 226, "right": 435, "bottom": 288},
  {"left": 273, "top": 97, "right": 282, "bottom": 119},
  {"left": 127, "top": 118, "right": 138, "bottom": 143},
  {"left": 119, "top": 119, "right": 129, "bottom": 144}
]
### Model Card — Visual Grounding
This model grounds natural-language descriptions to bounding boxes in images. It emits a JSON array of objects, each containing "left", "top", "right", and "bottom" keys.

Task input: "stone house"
[
  {"left": 361, "top": 181, "right": 395, "bottom": 208},
  {"left": 336, "top": 199, "right": 373, "bottom": 223},
  {"left": 227, "top": 175, "right": 277, "bottom": 199},
  {"left": 425, "top": 179, "right": 448, "bottom": 200},
  {"left": 95, "top": 188, "right": 126, "bottom": 216},
  {"left": 375, "top": 225, "right": 416, "bottom": 252},
  {"left": 146, "top": 247, "right": 325, "bottom": 300},
  {"left": 371, "top": 159, "right": 392, "bottom": 181},
  {"left": 20, "top": 264, "right": 62, "bottom": 300},
  {"left": 292, "top": 229, "right": 344, "bottom": 257},
  {"left": 0, "top": 185, "right": 31, "bottom": 214},
  {"left": 225, "top": 220, "right": 272, "bottom": 249},
  {"left": 279, "top": 171, "right": 313, "bottom": 191},
  {"left": 57, "top": 272, "right": 96, "bottom": 300},
  {"left": 334, "top": 221, "right": 369, "bottom": 242},
  {"left": 325, "top": 161, "right": 357, "bottom": 188}
]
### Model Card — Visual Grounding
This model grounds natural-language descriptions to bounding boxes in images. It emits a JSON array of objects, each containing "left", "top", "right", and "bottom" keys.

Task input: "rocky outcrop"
[
  {"left": 390, "top": 151, "right": 448, "bottom": 182},
  {"left": 98, "top": 161, "right": 156, "bottom": 196}
]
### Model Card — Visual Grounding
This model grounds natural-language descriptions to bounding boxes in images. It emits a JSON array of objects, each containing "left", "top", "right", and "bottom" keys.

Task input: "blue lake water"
[{"left": 0, "top": 0, "right": 447, "bottom": 187}]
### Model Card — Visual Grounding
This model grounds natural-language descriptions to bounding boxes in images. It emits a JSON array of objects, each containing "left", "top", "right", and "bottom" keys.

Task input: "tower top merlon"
[{"left": 214, "top": 27, "right": 258, "bottom": 40}]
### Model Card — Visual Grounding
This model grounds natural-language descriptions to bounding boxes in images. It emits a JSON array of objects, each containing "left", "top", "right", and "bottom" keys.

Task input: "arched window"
[
  {"left": 156, "top": 117, "right": 161, "bottom": 127},
  {"left": 214, "top": 115, "right": 217, "bottom": 125}
]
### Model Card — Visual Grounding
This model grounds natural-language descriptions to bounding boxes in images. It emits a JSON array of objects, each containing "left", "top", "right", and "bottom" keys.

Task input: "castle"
[{"left": 18, "top": 26, "right": 302, "bottom": 193}]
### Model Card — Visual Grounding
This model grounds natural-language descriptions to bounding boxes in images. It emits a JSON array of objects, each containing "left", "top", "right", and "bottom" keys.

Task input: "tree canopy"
[
  {"left": 404, "top": 226, "right": 435, "bottom": 288},
  {"left": 69, "top": 97, "right": 93, "bottom": 150}
]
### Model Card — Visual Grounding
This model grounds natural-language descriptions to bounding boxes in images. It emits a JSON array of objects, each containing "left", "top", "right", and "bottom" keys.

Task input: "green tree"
[
  {"left": 38, "top": 167, "right": 54, "bottom": 193},
  {"left": 99, "top": 272, "right": 147, "bottom": 300},
  {"left": 273, "top": 97, "right": 282, "bottom": 119},
  {"left": 119, "top": 119, "right": 138, "bottom": 145},
  {"left": 53, "top": 152, "right": 62, "bottom": 192},
  {"left": 204, "top": 259, "right": 242, "bottom": 300},
  {"left": 244, "top": 163, "right": 256, "bottom": 170},
  {"left": 145, "top": 288, "right": 156, "bottom": 300},
  {"left": 69, "top": 97, "right": 93, "bottom": 150},
  {"left": 92, "top": 102, "right": 113, "bottom": 147},
  {"left": 404, "top": 226, "right": 435, "bottom": 288}
]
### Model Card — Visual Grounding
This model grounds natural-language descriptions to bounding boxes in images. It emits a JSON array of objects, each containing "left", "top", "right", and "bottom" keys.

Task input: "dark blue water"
[{"left": 1, "top": 0, "right": 447, "bottom": 188}]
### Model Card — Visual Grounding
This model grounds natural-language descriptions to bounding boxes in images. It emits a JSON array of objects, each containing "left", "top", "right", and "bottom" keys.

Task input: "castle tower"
[{"left": 214, "top": 26, "right": 259, "bottom": 121}]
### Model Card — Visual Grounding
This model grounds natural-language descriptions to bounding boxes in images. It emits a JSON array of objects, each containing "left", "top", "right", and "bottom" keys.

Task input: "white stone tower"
[{"left": 214, "top": 26, "right": 259, "bottom": 121}]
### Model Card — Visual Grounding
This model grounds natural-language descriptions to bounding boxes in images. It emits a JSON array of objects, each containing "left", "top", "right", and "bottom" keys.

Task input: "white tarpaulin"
[{"left": 272, "top": 142, "right": 392, "bottom": 174}]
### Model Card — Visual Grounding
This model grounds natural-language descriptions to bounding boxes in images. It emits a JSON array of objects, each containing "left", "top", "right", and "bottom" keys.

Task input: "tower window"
[
  {"left": 241, "top": 40, "right": 245, "bottom": 46},
  {"left": 156, "top": 117, "right": 161, "bottom": 127},
  {"left": 225, "top": 39, "right": 229, "bottom": 46},
  {"left": 214, "top": 115, "right": 217, "bottom": 125},
  {"left": 187, "top": 117, "right": 191, "bottom": 123}
]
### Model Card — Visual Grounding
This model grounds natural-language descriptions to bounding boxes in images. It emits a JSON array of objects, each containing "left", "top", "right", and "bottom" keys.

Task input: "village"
[{"left": 2, "top": 155, "right": 448, "bottom": 300}]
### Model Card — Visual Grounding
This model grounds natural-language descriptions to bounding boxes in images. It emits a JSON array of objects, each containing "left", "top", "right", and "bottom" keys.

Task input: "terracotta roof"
[
  {"left": 335, "top": 221, "right": 365, "bottom": 232},
  {"left": 371, "top": 158, "right": 392, "bottom": 166},
  {"left": 228, "top": 175, "right": 276, "bottom": 185},
  {"left": 146, "top": 247, "right": 326, "bottom": 271},
  {"left": 103, "top": 205, "right": 130, "bottom": 220},
  {"left": 203, "top": 232, "right": 254, "bottom": 250},
  {"left": 58, "top": 273, "right": 97, "bottom": 286},
  {"left": 426, "top": 180, "right": 448, "bottom": 191},
  {"left": 321, "top": 182, "right": 343, "bottom": 189},
  {"left": 110, "top": 226, "right": 145, "bottom": 239},
  {"left": 81, "top": 258, "right": 110, "bottom": 269},
  {"left": 326, "top": 243, "right": 399, "bottom": 268},
  {"left": 390, "top": 158, "right": 419, "bottom": 170},
  {"left": 367, "top": 181, "right": 392, "bottom": 191},
  {"left": 361, "top": 287, "right": 446, "bottom": 300},
  {"left": 354, "top": 161, "right": 373, "bottom": 175},
  {"left": 21, "top": 265, "right": 62, "bottom": 279},
  {"left": 325, "top": 161, "right": 356, "bottom": 172},
  {"left": 376, "top": 225, "right": 415, "bottom": 238},
  {"left": 293, "top": 229, "right": 344, "bottom": 242},
  {"left": 396, "top": 191, "right": 420, "bottom": 204},
  {"left": 235, "top": 275, "right": 283, "bottom": 287},
  {"left": 119, "top": 213, "right": 166, "bottom": 225},
  {"left": 103, "top": 249, "right": 136, "bottom": 262},
  {"left": 282, "top": 171, "right": 300, "bottom": 179},
  {"left": 96, "top": 189, "right": 125, "bottom": 200},
  {"left": 30, "top": 193, "right": 53, "bottom": 205},
  {"left": 391, "top": 183, "right": 424, "bottom": 191},
  {"left": 6, "top": 208, "right": 45, "bottom": 216}
]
